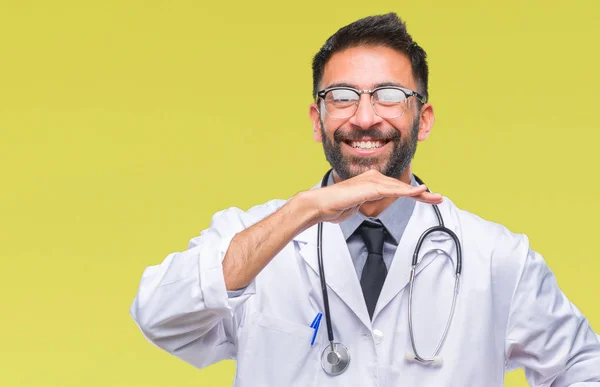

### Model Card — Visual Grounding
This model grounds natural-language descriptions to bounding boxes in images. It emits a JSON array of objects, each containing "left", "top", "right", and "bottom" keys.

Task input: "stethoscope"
[{"left": 317, "top": 169, "right": 463, "bottom": 375}]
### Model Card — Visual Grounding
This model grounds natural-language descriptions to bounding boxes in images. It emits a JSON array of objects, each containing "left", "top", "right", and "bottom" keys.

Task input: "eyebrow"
[{"left": 323, "top": 81, "right": 408, "bottom": 90}]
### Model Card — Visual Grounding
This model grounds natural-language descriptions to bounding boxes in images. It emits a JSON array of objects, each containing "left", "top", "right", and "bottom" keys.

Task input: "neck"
[{"left": 333, "top": 166, "right": 413, "bottom": 218}]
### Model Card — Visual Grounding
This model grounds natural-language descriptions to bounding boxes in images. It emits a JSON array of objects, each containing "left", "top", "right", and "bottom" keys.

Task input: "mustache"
[{"left": 333, "top": 127, "right": 401, "bottom": 142}]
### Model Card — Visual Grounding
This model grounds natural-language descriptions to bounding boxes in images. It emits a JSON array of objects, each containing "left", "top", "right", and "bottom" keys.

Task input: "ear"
[
  {"left": 417, "top": 102, "right": 434, "bottom": 141},
  {"left": 309, "top": 102, "right": 323, "bottom": 142}
]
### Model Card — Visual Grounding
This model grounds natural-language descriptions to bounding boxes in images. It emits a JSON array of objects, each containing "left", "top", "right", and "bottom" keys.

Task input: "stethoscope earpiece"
[{"left": 404, "top": 351, "right": 444, "bottom": 367}]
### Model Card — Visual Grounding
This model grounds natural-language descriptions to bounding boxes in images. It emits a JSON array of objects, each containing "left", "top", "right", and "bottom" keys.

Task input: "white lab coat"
[{"left": 130, "top": 187, "right": 600, "bottom": 387}]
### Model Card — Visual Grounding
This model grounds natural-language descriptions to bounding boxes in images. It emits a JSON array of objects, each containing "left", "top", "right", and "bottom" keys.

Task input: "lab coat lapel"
[
  {"left": 373, "top": 200, "right": 459, "bottom": 320},
  {"left": 295, "top": 221, "right": 372, "bottom": 330}
]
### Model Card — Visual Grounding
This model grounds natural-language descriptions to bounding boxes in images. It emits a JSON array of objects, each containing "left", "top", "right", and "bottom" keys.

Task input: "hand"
[{"left": 303, "top": 169, "right": 443, "bottom": 224}]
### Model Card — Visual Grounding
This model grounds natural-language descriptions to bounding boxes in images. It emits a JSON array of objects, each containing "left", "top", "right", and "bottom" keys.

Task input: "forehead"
[{"left": 321, "top": 45, "right": 415, "bottom": 90}]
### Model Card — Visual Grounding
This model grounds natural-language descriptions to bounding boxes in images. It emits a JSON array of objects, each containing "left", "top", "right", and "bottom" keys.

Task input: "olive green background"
[{"left": 1, "top": 1, "right": 598, "bottom": 386}]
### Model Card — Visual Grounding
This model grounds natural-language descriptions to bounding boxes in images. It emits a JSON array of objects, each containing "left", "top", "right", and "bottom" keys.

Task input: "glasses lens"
[
  {"left": 324, "top": 89, "right": 359, "bottom": 118},
  {"left": 373, "top": 88, "right": 407, "bottom": 118}
]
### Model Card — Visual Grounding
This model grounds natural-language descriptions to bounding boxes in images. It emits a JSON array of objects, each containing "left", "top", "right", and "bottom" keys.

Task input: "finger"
[
  {"left": 412, "top": 191, "right": 444, "bottom": 204},
  {"left": 367, "top": 183, "right": 428, "bottom": 200},
  {"left": 378, "top": 181, "right": 441, "bottom": 200},
  {"left": 380, "top": 183, "right": 428, "bottom": 196},
  {"left": 375, "top": 176, "right": 441, "bottom": 197},
  {"left": 370, "top": 173, "right": 416, "bottom": 187}
]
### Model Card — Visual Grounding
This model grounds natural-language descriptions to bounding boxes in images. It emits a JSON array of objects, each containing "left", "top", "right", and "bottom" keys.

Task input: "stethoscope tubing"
[
  {"left": 317, "top": 221, "right": 335, "bottom": 344},
  {"left": 316, "top": 169, "right": 462, "bottom": 370}
]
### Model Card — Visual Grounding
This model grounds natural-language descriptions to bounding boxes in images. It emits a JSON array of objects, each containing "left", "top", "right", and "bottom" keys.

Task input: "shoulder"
[
  {"left": 206, "top": 177, "right": 323, "bottom": 231},
  {"left": 207, "top": 198, "right": 289, "bottom": 231},
  {"left": 186, "top": 198, "right": 289, "bottom": 249},
  {"left": 441, "top": 196, "right": 530, "bottom": 263},
  {"left": 440, "top": 197, "right": 533, "bottom": 309}
]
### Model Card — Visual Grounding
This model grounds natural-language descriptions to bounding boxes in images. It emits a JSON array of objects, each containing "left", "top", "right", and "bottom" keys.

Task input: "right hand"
[{"left": 303, "top": 169, "right": 443, "bottom": 224}]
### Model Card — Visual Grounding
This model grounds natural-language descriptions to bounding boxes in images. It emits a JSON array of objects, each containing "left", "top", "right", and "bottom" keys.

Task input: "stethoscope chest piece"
[{"left": 321, "top": 342, "right": 350, "bottom": 375}]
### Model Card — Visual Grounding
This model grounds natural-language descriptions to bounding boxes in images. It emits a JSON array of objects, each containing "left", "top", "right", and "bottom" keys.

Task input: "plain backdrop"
[{"left": 1, "top": 1, "right": 599, "bottom": 386}]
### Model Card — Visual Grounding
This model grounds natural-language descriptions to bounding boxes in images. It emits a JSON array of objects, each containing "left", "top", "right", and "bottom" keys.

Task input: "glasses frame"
[{"left": 316, "top": 86, "right": 427, "bottom": 120}]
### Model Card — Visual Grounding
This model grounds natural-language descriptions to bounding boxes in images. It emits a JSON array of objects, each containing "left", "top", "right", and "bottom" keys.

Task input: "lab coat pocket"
[
  {"left": 255, "top": 312, "right": 317, "bottom": 338},
  {"left": 239, "top": 312, "right": 320, "bottom": 387}
]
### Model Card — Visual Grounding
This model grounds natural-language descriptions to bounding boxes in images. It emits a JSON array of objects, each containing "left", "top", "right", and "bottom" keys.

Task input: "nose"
[{"left": 348, "top": 94, "right": 383, "bottom": 129}]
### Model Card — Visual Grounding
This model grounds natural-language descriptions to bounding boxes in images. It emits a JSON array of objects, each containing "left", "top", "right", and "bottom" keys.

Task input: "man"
[{"left": 130, "top": 13, "right": 600, "bottom": 386}]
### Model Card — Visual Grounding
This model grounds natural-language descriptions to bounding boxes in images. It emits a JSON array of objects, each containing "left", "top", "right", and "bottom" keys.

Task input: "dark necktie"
[{"left": 358, "top": 220, "right": 387, "bottom": 320}]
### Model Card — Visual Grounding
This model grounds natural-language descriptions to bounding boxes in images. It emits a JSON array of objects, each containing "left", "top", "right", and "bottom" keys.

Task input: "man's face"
[{"left": 309, "top": 45, "right": 434, "bottom": 181}]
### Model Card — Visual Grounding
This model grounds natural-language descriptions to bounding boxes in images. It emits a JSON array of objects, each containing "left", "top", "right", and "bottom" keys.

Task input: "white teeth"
[{"left": 352, "top": 141, "right": 382, "bottom": 149}]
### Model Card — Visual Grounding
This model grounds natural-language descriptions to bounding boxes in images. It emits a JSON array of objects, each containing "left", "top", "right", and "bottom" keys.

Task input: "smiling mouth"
[{"left": 345, "top": 140, "right": 388, "bottom": 150}]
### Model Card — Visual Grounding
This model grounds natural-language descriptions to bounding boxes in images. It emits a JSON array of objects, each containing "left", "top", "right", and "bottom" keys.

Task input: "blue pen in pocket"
[{"left": 310, "top": 312, "right": 322, "bottom": 345}]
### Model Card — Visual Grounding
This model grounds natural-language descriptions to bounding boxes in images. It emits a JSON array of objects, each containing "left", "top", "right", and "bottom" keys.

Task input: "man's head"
[{"left": 309, "top": 13, "right": 434, "bottom": 181}]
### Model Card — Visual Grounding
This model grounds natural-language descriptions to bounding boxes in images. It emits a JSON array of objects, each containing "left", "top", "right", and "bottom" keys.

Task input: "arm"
[
  {"left": 503, "top": 237, "right": 600, "bottom": 386},
  {"left": 128, "top": 199, "right": 301, "bottom": 369},
  {"left": 222, "top": 193, "right": 319, "bottom": 291},
  {"left": 129, "top": 170, "right": 440, "bottom": 369}
]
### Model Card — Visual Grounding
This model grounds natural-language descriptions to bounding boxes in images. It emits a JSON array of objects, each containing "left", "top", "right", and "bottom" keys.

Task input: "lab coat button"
[{"left": 373, "top": 329, "right": 384, "bottom": 344}]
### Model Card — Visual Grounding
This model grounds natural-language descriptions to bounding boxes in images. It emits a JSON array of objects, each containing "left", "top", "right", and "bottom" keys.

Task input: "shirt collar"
[{"left": 327, "top": 172, "right": 418, "bottom": 245}]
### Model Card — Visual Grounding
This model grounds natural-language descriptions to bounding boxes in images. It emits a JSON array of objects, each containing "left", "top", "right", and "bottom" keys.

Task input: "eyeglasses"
[{"left": 316, "top": 86, "right": 427, "bottom": 120}]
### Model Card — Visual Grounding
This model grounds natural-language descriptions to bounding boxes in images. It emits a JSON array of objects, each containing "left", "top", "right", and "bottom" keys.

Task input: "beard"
[{"left": 320, "top": 117, "right": 420, "bottom": 181}]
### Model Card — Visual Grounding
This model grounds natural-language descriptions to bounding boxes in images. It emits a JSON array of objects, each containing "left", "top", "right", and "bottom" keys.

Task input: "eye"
[
  {"left": 373, "top": 89, "right": 406, "bottom": 105},
  {"left": 326, "top": 89, "right": 359, "bottom": 106}
]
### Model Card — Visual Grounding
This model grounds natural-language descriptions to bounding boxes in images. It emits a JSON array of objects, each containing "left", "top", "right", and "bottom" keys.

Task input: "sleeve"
[
  {"left": 129, "top": 206, "right": 258, "bottom": 370},
  {"left": 504, "top": 236, "right": 600, "bottom": 386}
]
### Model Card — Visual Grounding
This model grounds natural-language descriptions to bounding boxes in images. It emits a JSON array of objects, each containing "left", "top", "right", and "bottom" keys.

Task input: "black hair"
[{"left": 311, "top": 13, "right": 429, "bottom": 102}]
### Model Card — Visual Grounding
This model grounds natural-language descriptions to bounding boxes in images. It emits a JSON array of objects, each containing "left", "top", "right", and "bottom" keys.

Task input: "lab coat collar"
[
  {"left": 294, "top": 189, "right": 461, "bottom": 329},
  {"left": 294, "top": 221, "right": 371, "bottom": 329}
]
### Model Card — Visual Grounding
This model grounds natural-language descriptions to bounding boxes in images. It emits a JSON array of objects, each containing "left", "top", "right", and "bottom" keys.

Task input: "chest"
[{"left": 236, "top": 240, "right": 508, "bottom": 387}]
